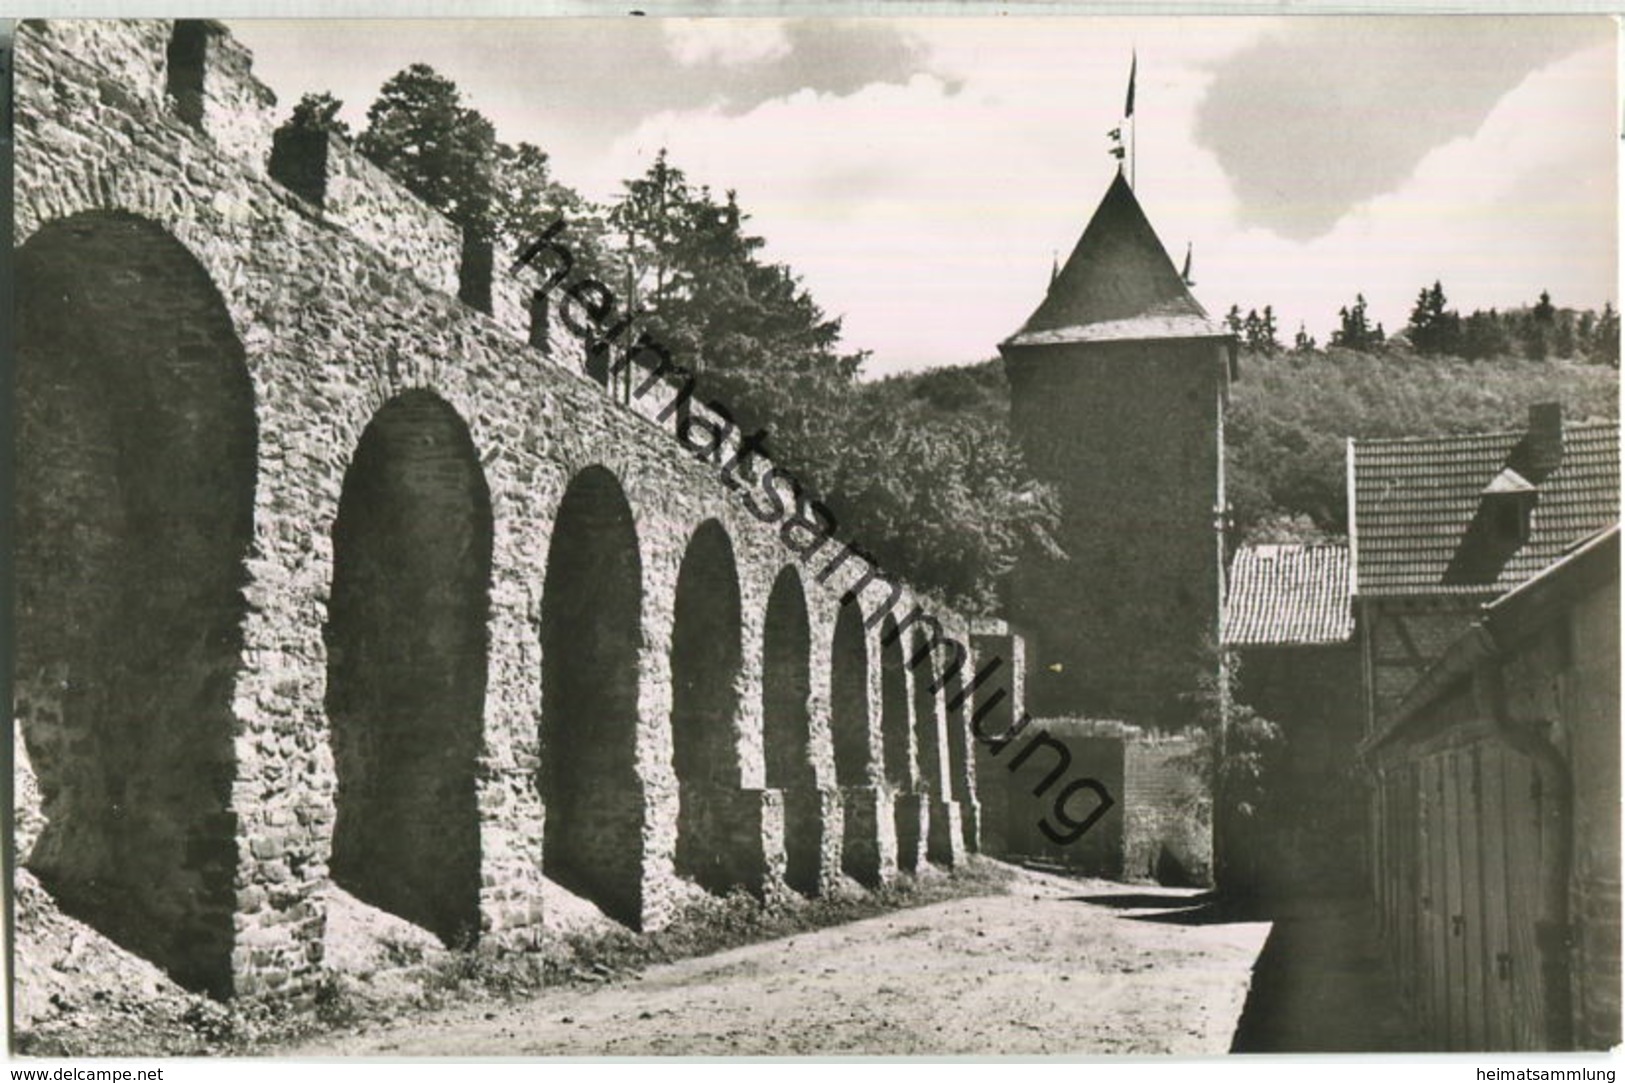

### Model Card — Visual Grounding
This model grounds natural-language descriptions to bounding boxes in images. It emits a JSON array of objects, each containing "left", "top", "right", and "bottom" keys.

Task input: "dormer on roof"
[
  {"left": 1482, "top": 467, "right": 1536, "bottom": 496},
  {"left": 1481, "top": 467, "right": 1537, "bottom": 545},
  {"left": 1349, "top": 402, "right": 1617, "bottom": 599},
  {"left": 1004, "top": 171, "right": 1228, "bottom": 349}
]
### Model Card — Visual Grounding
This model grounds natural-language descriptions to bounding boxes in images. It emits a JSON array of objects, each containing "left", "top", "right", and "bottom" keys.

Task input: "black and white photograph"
[{"left": 5, "top": 7, "right": 1621, "bottom": 1066}]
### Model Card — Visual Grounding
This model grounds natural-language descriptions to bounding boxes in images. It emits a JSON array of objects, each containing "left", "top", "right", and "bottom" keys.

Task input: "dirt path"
[{"left": 277, "top": 868, "right": 1272, "bottom": 1056}]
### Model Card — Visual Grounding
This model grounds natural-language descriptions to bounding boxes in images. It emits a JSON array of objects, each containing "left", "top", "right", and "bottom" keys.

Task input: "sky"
[{"left": 228, "top": 15, "right": 1619, "bottom": 378}]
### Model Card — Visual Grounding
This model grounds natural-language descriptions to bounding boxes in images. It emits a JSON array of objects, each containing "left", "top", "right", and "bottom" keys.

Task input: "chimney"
[{"left": 1527, "top": 402, "right": 1564, "bottom": 476}]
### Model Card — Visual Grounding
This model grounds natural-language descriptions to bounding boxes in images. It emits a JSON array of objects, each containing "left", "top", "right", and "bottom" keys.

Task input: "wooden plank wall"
[
  {"left": 1479, "top": 747, "right": 1514, "bottom": 1051},
  {"left": 1374, "top": 741, "right": 1551, "bottom": 1050},
  {"left": 1427, "top": 755, "right": 1449, "bottom": 1044}
]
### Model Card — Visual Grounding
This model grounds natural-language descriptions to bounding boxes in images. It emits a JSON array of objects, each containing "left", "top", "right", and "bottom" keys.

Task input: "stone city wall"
[{"left": 12, "top": 18, "right": 1002, "bottom": 1003}]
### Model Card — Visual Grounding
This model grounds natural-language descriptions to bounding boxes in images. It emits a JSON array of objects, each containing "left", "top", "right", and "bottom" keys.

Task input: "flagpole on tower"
[
  {"left": 1106, "top": 50, "right": 1136, "bottom": 179},
  {"left": 1126, "top": 49, "right": 1137, "bottom": 188}
]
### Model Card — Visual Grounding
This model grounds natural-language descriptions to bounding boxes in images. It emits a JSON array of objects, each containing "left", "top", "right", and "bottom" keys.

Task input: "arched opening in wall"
[
  {"left": 763, "top": 567, "right": 820, "bottom": 895},
  {"left": 830, "top": 603, "right": 872, "bottom": 881},
  {"left": 944, "top": 665, "right": 976, "bottom": 854},
  {"left": 16, "top": 211, "right": 256, "bottom": 997},
  {"left": 831, "top": 604, "right": 871, "bottom": 786},
  {"left": 670, "top": 520, "right": 747, "bottom": 893},
  {"left": 880, "top": 616, "right": 919, "bottom": 872},
  {"left": 325, "top": 390, "right": 492, "bottom": 947},
  {"left": 540, "top": 466, "right": 646, "bottom": 927},
  {"left": 912, "top": 632, "right": 948, "bottom": 865}
]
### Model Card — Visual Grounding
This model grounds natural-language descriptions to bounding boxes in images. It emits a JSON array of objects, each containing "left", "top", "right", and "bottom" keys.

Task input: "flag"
[
  {"left": 1125, "top": 51, "right": 1136, "bottom": 118},
  {"left": 1107, "top": 127, "right": 1122, "bottom": 141}
]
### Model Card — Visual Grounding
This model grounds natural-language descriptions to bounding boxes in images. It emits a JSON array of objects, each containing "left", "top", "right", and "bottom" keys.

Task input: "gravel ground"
[
  {"left": 12, "top": 869, "right": 237, "bottom": 1056},
  {"left": 273, "top": 866, "right": 1272, "bottom": 1057}
]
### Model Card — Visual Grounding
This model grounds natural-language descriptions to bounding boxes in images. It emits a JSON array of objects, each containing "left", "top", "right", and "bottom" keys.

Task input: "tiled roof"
[
  {"left": 1223, "top": 544, "right": 1353, "bottom": 646},
  {"left": 1351, "top": 420, "right": 1619, "bottom": 598},
  {"left": 1004, "top": 171, "right": 1226, "bottom": 348},
  {"left": 1370, "top": 526, "right": 1619, "bottom": 749}
]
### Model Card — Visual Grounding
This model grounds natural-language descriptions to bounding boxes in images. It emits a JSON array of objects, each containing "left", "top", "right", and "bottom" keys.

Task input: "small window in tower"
[{"left": 166, "top": 21, "right": 209, "bottom": 129}]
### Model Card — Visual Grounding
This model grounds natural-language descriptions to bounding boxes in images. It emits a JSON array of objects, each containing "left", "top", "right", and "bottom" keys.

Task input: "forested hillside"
[
  {"left": 870, "top": 346, "right": 1617, "bottom": 556},
  {"left": 1225, "top": 347, "right": 1617, "bottom": 541}
]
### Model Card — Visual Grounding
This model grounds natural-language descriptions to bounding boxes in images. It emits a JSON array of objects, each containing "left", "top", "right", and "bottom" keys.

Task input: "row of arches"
[
  {"left": 15, "top": 211, "right": 979, "bottom": 994},
  {"left": 328, "top": 448, "right": 976, "bottom": 933},
  {"left": 525, "top": 470, "right": 974, "bottom": 924}
]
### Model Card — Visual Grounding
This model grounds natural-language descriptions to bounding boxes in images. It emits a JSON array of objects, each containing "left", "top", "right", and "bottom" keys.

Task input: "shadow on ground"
[
  {"left": 1068, "top": 887, "right": 1424, "bottom": 1052},
  {"left": 1226, "top": 894, "right": 1424, "bottom": 1053},
  {"left": 1061, "top": 891, "right": 1269, "bottom": 925}
]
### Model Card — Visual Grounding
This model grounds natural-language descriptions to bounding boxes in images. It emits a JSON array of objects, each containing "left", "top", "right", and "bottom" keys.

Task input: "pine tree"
[
  {"left": 1553, "top": 311, "right": 1578, "bottom": 359},
  {"left": 1241, "top": 306, "right": 1280, "bottom": 355},
  {"left": 1595, "top": 302, "right": 1620, "bottom": 368},
  {"left": 1460, "top": 309, "right": 1511, "bottom": 361},
  {"left": 1331, "top": 293, "right": 1382, "bottom": 352},
  {"left": 609, "top": 149, "right": 696, "bottom": 321},
  {"left": 356, "top": 64, "right": 497, "bottom": 235},
  {"left": 608, "top": 153, "right": 864, "bottom": 463},
  {"left": 1259, "top": 305, "right": 1281, "bottom": 355},
  {"left": 1406, "top": 280, "right": 1461, "bottom": 356},
  {"left": 1519, "top": 289, "right": 1558, "bottom": 361},
  {"left": 1243, "top": 308, "right": 1262, "bottom": 350}
]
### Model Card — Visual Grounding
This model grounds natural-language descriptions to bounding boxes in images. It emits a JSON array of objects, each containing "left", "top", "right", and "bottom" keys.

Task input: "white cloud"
[
  {"left": 664, "top": 19, "right": 791, "bottom": 67},
  {"left": 1204, "top": 40, "right": 1617, "bottom": 344},
  {"left": 594, "top": 18, "right": 1274, "bottom": 375},
  {"left": 573, "top": 18, "right": 1613, "bottom": 374}
]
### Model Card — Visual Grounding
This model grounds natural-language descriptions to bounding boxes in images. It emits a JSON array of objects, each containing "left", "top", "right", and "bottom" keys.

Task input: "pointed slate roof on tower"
[{"left": 1006, "top": 172, "right": 1226, "bottom": 348}]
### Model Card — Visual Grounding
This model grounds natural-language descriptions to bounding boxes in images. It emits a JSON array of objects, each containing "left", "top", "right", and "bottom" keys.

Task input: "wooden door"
[{"left": 1503, "top": 751, "right": 1547, "bottom": 1049}]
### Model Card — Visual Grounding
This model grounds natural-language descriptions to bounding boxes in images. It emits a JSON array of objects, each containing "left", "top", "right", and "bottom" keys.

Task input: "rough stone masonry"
[{"left": 11, "top": 18, "right": 1003, "bottom": 1002}]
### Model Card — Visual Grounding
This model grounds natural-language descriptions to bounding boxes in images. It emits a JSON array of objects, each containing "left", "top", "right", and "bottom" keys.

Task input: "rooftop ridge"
[{"left": 1354, "top": 419, "right": 1618, "bottom": 449}]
